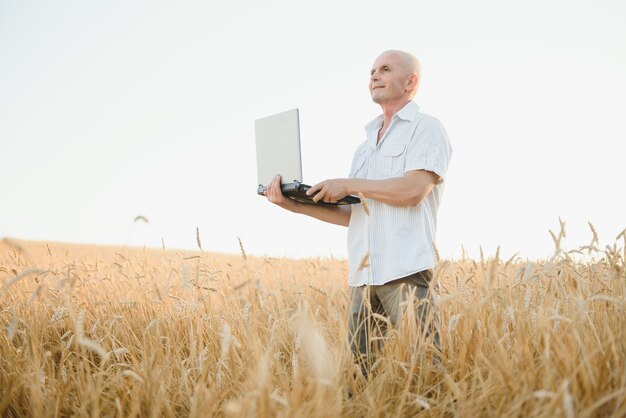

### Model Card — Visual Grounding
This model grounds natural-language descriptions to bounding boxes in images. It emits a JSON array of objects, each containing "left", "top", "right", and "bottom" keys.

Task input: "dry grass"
[{"left": 0, "top": 231, "right": 625, "bottom": 417}]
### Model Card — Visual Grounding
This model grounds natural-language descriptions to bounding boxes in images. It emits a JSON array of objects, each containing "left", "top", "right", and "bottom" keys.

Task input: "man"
[{"left": 264, "top": 50, "right": 452, "bottom": 374}]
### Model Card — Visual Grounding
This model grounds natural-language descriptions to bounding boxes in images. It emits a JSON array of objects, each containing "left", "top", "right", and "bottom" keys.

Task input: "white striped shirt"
[{"left": 347, "top": 101, "right": 452, "bottom": 287}]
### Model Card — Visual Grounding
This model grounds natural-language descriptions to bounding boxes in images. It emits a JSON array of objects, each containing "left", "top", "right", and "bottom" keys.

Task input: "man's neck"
[
  {"left": 380, "top": 99, "right": 411, "bottom": 128},
  {"left": 376, "top": 99, "right": 411, "bottom": 144}
]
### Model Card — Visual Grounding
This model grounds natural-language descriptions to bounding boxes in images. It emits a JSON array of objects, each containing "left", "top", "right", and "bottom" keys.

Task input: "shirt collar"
[
  {"left": 396, "top": 101, "right": 420, "bottom": 122},
  {"left": 364, "top": 114, "right": 384, "bottom": 133},
  {"left": 364, "top": 101, "right": 420, "bottom": 131},
  {"left": 363, "top": 101, "right": 420, "bottom": 148}
]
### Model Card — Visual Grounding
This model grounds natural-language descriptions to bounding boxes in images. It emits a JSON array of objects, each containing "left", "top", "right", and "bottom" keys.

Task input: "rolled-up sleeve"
[{"left": 404, "top": 116, "right": 452, "bottom": 183}]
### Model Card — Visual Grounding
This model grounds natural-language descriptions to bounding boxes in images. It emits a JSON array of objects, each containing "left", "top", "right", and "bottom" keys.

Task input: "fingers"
[
  {"left": 308, "top": 181, "right": 340, "bottom": 204},
  {"left": 312, "top": 190, "right": 337, "bottom": 204},
  {"left": 306, "top": 182, "right": 321, "bottom": 197},
  {"left": 310, "top": 185, "right": 324, "bottom": 203},
  {"left": 269, "top": 175, "right": 279, "bottom": 194},
  {"left": 266, "top": 175, "right": 282, "bottom": 203},
  {"left": 311, "top": 181, "right": 344, "bottom": 204}
]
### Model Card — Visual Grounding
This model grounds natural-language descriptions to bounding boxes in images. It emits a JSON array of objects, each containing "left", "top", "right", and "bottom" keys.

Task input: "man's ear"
[{"left": 406, "top": 73, "right": 419, "bottom": 94}]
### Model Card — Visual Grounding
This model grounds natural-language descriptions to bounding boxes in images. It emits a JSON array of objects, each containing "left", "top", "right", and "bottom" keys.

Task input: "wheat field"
[{"left": 1, "top": 227, "right": 625, "bottom": 417}]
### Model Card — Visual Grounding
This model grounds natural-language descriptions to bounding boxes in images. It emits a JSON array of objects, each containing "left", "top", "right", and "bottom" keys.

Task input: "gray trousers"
[{"left": 348, "top": 270, "right": 441, "bottom": 365}]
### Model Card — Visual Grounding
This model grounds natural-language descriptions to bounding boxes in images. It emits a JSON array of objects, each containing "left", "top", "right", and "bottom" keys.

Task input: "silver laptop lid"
[{"left": 255, "top": 108, "right": 303, "bottom": 187}]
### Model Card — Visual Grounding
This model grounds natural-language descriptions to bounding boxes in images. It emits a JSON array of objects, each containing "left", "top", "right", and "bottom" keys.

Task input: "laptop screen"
[{"left": 255, "top": 109, "right": 303, "bottom": 187}]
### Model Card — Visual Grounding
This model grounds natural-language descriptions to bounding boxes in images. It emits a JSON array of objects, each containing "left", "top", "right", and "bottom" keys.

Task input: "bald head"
[
  {"left": 379, "top": 50, "right": 421, "bottom": 79},
  {"left": 369, "top": 50, "right": 421, "bottom": 103}
]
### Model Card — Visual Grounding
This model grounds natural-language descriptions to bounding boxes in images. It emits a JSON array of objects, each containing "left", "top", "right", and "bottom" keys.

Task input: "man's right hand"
[
  {"left": 265, "top": 175, "right": 298, "bottom": 211},
  {"left": 264, "top": 174, "right": 351, "bottom": 226}
]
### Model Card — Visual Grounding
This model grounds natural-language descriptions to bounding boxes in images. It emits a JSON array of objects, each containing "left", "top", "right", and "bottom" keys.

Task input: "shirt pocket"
[
  {"left": 351, "top": 148, "right": 368, "bottom": 178},
  {"left": 379, "top": 144, "right": 406, "bottom": 177}
]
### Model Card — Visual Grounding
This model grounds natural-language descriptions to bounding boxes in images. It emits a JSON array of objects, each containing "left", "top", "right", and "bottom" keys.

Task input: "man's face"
[{"left": 369, "top": 52, "right": 412, "bottom": 105}]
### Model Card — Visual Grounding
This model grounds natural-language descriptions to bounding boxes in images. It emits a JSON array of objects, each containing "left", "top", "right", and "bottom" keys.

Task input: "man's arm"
[
  {"left": 264, "top": 175, "right": 351, "bottom": 227},
  {"left": 307, "top": 169, "right": 440, "bottom": 207}
]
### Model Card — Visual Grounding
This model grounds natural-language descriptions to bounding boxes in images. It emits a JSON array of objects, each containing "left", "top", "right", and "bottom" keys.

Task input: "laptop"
[{"left": 255, "top": 108, "right": 360, "bottom": 206}]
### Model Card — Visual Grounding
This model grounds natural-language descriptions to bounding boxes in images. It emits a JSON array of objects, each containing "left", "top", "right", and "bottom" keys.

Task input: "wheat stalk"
[
  {"left": 237, "top": 237, "right": 247, "bottom": 261},
  {"left": 357, "top": 192, "right": 370, "bottom": 216},
  {"left": 2, "top": 268, "right": 47, "bottom": 291},
  {"left": 357, "top": 254, "right": 370, "bottom": 271},
  {"left": 196, "top": 227, "right": 202, "bottom": 251},
  {"left": 78, "top": 337, "right": 109, "bottom": 362}
]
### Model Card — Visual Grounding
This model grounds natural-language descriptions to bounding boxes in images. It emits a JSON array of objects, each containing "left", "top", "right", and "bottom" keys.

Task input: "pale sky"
[{"left": 1, "top": 0, "right": 625, "bottom": 261}]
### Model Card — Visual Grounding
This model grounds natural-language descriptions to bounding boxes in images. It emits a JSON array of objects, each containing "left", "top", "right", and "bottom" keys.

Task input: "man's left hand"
[{"left": 306, "top": 179, "right": 350, "bottom": 203}]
